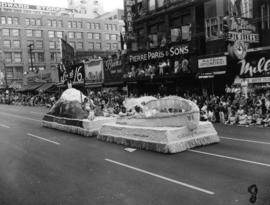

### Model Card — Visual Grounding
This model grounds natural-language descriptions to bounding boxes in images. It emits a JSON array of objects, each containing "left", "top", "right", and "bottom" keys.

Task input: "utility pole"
[{"left": 28, "top": 44, "right": 34, "bottom": 72}]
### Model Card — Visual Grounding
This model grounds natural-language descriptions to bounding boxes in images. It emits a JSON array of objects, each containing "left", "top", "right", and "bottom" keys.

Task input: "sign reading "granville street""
[{"left": 129, "top": 45, "right": 189, "bottom": 63}]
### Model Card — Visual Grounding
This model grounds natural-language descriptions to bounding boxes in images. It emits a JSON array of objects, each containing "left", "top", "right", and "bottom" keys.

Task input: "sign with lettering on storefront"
[
  {"left": 198, "top": 56, "right": 227, "bottom": 68},
  {"left": 59, "top": 63, "right": 85, "bottom": 84},
  {"left": 236, "top": 49, "right": 270, "bottom": 78},
  {"left": 129, "top": 45, "right": 189, "bottom": 63},
  {"left": 103, "top": 57, "right": 123, "bottom": 83}
]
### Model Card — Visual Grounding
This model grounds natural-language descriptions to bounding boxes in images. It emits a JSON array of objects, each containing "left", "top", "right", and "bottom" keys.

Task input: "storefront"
[{"left": 197, "top": 55, "right": 227, "bottom": 95}]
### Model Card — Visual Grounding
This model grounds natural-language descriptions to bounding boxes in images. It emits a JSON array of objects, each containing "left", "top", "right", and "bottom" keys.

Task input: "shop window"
[
  {"left": 13, "top": 40, "right": 21, "bottom": 48},
  {"left": 3, "top": 40, "right": 11, "bottom": 48},
  {"left": 148, "top": 0, "right": 156, "bottom": 11}
]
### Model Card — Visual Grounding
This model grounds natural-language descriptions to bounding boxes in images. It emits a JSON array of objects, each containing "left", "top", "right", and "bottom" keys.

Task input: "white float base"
[
  {"left": 98, "top": 121, "right": 220, "bottom": 153},
  {"left": 42, "top": 114, "right": 116, "bottom": 137}
]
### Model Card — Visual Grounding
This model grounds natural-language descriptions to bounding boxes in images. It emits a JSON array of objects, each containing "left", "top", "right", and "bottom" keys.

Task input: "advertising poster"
[
  {"left": 103, "top": 57, "right": 124, "bottom": 84},
  {"left": 84, "top": 60, "right": 104, "bottom": 83}
]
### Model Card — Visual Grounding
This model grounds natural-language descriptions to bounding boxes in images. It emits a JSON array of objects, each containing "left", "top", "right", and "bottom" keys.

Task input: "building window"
[
  {"left": 105, "top": 24, "right": 108, "bottom": 30},
  {"left": 37, "top": 53, "right": 44, "bottom": 62},
  {"left": 267, "top": 4, "right": 270, "bottom": 29},
  {"left": 87, "top": 33, "right": 93, "bottom": 39},
  {"left": 1, "top": 17, "right": 6, "bottom": 24},
  {"left": 68, "top": 32, "right": 74, "bottom": 39},
  {"left": 76, "top": 32, "right": 82, "bottom": 39},
  {"left": 148, "top": 0, "right": 156, "bottom": 11},
  {"left": 57, "top": 20, "right": 63, "bottom": 27},
  {"left": 114, "top": 24, "right": 117, "bottom": 31},
  {"left": 2, "top": 29, "right": 10, "bottom": 36},
  {"left": 68, "top": 21, "right": 72, "bottom": 28},
  {"left": 5, "top": 53, "right": 12, "bottom": 63},
  {"left": 109, "top": 24, "right": 112, "bottom": 30},
  {"left": 30, "top": 19, "right": 36, "bottom": 25},
  {"left": 205, "top": 17, "right": 222, "bottom": 41},
  {"left": 6, "top": 67, "right": 13, "bottom": 79},
  {"left": 72, "top": 21, "right": 77, "bottom": 28},
  {"left": 48, "top": 20, "right": 52, "bottom": 26},
  {"left": 14, "top": 53, "right": 22, "bottom": 63},
  {"left": 49, "top": 41, "right": 56, "bottom": 49},
  {"left": 50, "top": 52, "right": 58, "bottom": 62},
  {"left": 13, "top": 17, "right": 19, "bottom": 25},
  {"left": 12, "top": 29, "right": 19, "bottom": 37},
  {"left": 77, "top": 22, "right": 82, "bottom": 28},
  {"left": 13, "top": 40, "right": 21, "bottom": 48},
  {"left": 105, "top": 43, "right": 111, "bottom": 50},
  {"left": 48, "top": 31, "right": 55, "bottom": 38},
  {"left": 89, "top": 42, "right": 94, "bottom": 50},
  {"left": 25, "top": 18, "right": 30, "bottom": 25},
  {"left": 86, "top": 23, "right": 91, "bottom": 29},
  {"left": 77, "top": 42, "right": 83, "bottom": 49},
  {"left": 157, "top": 0, "right": 165, "bottom": 8},
  {"left": 3, "top": 40, "right": 11, "bottom": 48},
  {"left": 91, "top": 23, "right": 95, "bottom": 29},
  {"left": 35, "top": 30, "right": 42, "bottom": 37},
  {"left": 27, "top": 40, "right": 34, "bottom": 47},
  {"left": 36, "top": 19, "right": 41, "bottom": 26},
  {"left": 95, "top": 43, "right": 101, "bottom": 50},
  {"left": 26, "top": 30, "right": 33, "bottom": 37},
  {"left": 111, "top": 34, "right": 117, "bottom": 40},
  {"left": 52, "top": 20, "right": 57, "bottom": 27},
  {"left": 7, "top": 17, "right": 12, "bottom": 24},
  {"left": 95, "top": 23, "right": 100, "bottom": 29},
  {"left": 36, "top": 41, "right": 43, "bottom": 49},
  {"left": 94, "top": 33, "right": 100, "bottom": 40},
  {"left": 112, "top": 43, "right": 118, "bottom": 50},
  {"left": 56, "top": 31, "right": 63, "bottom": 38},
  {"left": 105, "top": 33, "right": 110, "bottom": 40}
]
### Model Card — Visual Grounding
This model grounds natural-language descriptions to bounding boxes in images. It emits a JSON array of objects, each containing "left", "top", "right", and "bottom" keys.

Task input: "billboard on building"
[
  {"left": 103, "top": 56, "right": 124, "bottom": 84},
  {"left": 84, "top": 60, "right": 104, "bottom": 83},
  {"left": 58, "top": 63, "right": 85, "bottom": 84}
]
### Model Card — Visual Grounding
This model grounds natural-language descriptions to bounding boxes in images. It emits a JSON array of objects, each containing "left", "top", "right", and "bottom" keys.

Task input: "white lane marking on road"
[
  {"left": 189, "top": 150, "right": 270, "bottom": 168},
  {"left": 105, "top": 158, "right": 215, "bottom": 195},
  {"left": 220, "top": 136, "right": 270, "bottom": 145},
  {"left": 0, "top": 124, "right": 10, "bottom": 128},
  {"left": 27, "top": 133, "right": 60, "bottom": 145},
  {"left": 0, "top": 112, "right": 41, "bottom": 122}
]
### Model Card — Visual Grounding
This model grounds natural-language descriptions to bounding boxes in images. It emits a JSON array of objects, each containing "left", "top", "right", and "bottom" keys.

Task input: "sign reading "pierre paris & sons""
[{"left": 129, "top": 45, "right": 189, "bottom": 63}]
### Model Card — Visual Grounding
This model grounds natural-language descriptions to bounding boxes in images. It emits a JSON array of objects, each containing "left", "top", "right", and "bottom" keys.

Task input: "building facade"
[
  {"left": 67, "top": 0, "right": 104, "bottom": 18},
  {"left": 0, "top": 1, "right": 124, "bottom": 88}
]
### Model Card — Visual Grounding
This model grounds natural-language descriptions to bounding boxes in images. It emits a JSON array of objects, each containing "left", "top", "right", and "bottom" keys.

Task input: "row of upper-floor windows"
[
  {"left": 1, "top": 29, "right": 120, "bottom": 41},
  {"left": 261, "top": 3, "right": 270, "bottom": 30},
  {"left": 1, "top": 16, "right": 121, "bottom": 31}
]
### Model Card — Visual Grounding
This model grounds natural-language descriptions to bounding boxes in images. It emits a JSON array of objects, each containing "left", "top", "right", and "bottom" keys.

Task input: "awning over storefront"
[
  {"left": 19, "top": 83, "right": 43, "bottom": 92},
  {"left": 36, "top": 83, "right": 56, "bottom": 93}
]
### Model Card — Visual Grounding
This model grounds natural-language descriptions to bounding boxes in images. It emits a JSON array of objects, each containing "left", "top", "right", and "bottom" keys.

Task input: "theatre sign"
[{"left": 227, "top": 17, "right": 259, "bottom": 43}]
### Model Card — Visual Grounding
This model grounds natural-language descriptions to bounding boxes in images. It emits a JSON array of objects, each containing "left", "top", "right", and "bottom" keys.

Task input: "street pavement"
[{"left": 0, "top": 104, "right": 270, "bottom": 205}]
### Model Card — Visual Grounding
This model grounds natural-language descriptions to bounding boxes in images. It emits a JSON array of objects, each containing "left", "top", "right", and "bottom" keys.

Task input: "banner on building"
[
  {"left": 58, "top": 63, "right": 85, "bottom": 84},
  {"left": 84, "top": 60, "right": 103, "bottom": 83},
  {"left": 103, "top": 57, "right": 123, "bottom": 84}
]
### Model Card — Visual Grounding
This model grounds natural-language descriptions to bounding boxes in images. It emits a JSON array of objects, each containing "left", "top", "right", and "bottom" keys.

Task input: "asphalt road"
[{"left": 0, "top": 104, "right": 270, "bottom": 205}]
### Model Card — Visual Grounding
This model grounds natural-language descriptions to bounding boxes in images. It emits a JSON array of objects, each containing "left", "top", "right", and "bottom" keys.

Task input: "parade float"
[
  {"left": 98, "top": 96, "right": 220, "bottom": 153},
  {"left": 42, "top": 88, "right": 115, "bottom": 137}
]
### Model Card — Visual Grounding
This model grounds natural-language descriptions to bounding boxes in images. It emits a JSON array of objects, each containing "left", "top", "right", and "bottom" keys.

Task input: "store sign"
[
  {"left": 236, "top": 49, "right": 270, "bottom": 78},
  {"left": 227, "top": 17, "right": 259, "bottom": 43},
  {"left": 59, "top": 63, "right": 85, "bottom": 84},
  {"left": 124, "top": 0, "right": 135, "bottom": 40},
  {"left": 104, "top": 57, "right": 123, "bottom": 83},
  {"left": 0, "top": 1, "right": 68, "bottom": 11},
  {"left": 129, "top": 45, "right": 189, "bottom": 63},
  {"left": 84, "top": 60, "right": 103, "bottom": 83},
  {"left": 198, "top": 56, "right": 227, "bottom": 68}
]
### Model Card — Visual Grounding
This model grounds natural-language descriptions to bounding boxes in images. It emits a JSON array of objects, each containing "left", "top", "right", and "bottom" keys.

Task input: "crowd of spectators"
[{"left": 0, "top": 92, "right": 57, "bottom": 108}]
